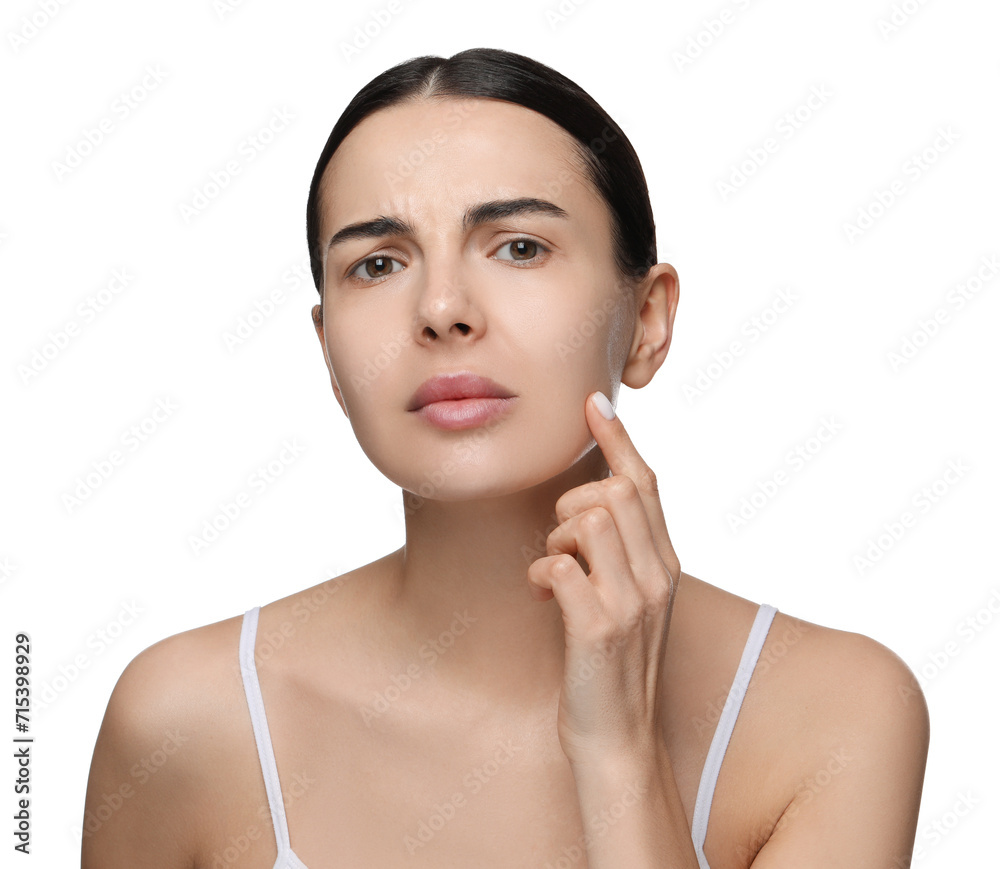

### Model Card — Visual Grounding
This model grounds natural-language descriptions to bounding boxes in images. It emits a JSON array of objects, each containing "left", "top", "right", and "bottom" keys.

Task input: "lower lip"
[{"left": 413, "top": 396, "right": 517, "bottom": 430}]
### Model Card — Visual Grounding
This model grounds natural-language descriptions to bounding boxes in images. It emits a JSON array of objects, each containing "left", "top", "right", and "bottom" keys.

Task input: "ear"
[
  {"left": 311, "top": 304, "right": 349, "bottom": 418},
  {"left": 621, "top": 263, "right": 679, "bottom": 389}
]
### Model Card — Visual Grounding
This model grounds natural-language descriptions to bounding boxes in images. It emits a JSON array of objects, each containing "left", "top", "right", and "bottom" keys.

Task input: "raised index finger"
[{"left": 586, "top": 391, "right": 679, "bottom": 577}]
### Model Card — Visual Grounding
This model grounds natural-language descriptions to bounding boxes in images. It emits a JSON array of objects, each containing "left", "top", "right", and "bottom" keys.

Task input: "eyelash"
[{"left": 345, "top": 238, "right": 551, "bottom": 285}]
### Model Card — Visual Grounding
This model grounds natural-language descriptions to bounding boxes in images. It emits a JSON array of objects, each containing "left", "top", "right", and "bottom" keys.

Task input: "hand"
[{"left": 527, "top": 391, "right": 681, "bottom": 769}]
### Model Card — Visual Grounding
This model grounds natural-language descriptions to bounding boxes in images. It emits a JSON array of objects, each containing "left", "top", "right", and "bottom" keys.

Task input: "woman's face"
[{"left": 313, "top": 96, "right": 643, "bottom": 500}]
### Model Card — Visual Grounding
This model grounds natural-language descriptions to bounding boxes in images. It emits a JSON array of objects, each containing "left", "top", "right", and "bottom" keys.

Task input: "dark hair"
[{"left": 305, "top": 47, "right": 657, "bottom": 299}]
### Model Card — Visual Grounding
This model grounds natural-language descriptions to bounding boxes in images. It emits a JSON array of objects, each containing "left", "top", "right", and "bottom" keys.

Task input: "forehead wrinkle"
[{"left": 326, "top": 192, "right": 574, "bottom": 255}]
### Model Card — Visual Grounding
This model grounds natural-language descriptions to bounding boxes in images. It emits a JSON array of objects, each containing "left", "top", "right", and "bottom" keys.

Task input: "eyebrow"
[{"left": 325, "top": 197, "right": 570, "bottom": 253}]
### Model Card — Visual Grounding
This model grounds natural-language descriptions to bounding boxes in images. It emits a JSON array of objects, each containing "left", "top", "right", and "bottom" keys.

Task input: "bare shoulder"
[
  {"left": 675, "top": 574, "right": 929, "bottom": 866},
  {"left": 679, "top": 572, "right": 929, "bottom": 741},
  {"left": 688, "top": 575, "right": 930, "bottom": 866},
  {"left": 101, "top": 611, "right": 247, "bottom": 744},
  {"left": 82, "top": 612, "right": 247, "bottom": 868},
  {"left": 754, "top": 602, "right": 930, "bottom": 755},
  {"left": 81, "top": 560, "right": 376, "bottom": 869}
]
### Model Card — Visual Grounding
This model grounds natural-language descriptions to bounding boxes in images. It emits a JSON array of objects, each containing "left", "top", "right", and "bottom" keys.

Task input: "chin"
[{"left": 385, "top": 438, "right": 598, "bottom": 506}]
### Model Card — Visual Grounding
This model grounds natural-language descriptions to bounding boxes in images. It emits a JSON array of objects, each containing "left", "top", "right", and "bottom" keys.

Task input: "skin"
[
  {"left": 310, "top": 95, "right": 677, "bottom": 715},
  {"left": 82, "top": 96, "right": 930, "bottom": 869}
]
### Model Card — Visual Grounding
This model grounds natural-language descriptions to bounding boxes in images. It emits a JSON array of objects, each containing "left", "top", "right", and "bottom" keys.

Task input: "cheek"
[
  {"left": 532, "top": 292, "right": 623, "bottom": 386},
  {"left": 324, "top": 324, "right": 402, "bottom": 414}
]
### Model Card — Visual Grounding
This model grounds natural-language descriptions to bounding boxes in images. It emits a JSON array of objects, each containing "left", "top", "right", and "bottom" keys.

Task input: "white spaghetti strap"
[
  {"left": 238, "top": 606, "right": 294, "bottom": 856},
  {"left": 691, "top": 603, "right": 778, "bottom": 869}
]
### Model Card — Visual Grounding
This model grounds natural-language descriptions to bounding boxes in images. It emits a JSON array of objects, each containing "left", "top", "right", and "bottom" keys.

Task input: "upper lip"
[{"left": 407, "top": 372, "right": 516, "bottom": 411}]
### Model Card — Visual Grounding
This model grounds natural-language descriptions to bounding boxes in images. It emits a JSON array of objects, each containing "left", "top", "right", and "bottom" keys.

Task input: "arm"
[
  {"left": 570, "top": 741, "right": 701, "bottom": 868},
  {"left": 81, "top": 639, "right": 201, "bottom": 869},
  {"left": 749, "top": 634, "right": 930, "bottom": 868}
]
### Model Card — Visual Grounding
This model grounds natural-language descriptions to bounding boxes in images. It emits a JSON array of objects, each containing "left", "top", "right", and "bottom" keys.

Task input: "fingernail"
[{"left": 592, "top": 391, "right": 615, "bottom": 420}]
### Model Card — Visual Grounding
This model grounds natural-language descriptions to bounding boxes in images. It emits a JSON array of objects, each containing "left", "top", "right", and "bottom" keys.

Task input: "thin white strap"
[
  {"left": 691, "top": 603, "right": 778, "bottom": 869},
  {"left": 238, "top": 606, "right": 293, "bottom": 855}
]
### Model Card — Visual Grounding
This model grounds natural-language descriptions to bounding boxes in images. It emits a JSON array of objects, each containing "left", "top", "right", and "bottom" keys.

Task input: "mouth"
[
  {"left": 407, "top": 372, "right": 516, "bottom": 412},
  {"left": 408, "top": 372, "right": 518, "bottom": 431},
  {"left": 412, "top": 396, "right": 518, "bottom": 430}
]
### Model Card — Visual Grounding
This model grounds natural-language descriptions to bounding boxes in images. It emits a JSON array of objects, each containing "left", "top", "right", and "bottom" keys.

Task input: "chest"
[
  {"left": 197, "top": 688, "right": 775, "bottom": 869},
  {"left": 203, "top": 719, "right": 590, "bottom": 868}
]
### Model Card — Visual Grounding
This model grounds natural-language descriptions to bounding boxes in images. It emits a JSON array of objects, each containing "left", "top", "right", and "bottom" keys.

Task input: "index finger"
[{"left": 586, "top": 391, "right": 680, "bottom": 578}]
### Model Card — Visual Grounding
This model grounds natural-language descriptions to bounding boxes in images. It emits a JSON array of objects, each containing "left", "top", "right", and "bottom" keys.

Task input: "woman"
[{"left": 82, "top": 47, "right": 929, "bottom": 868}]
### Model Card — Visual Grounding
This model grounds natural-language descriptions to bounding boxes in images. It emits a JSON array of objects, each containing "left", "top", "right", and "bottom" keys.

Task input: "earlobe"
[{"left": 621, "top": 264, "right": 679, "bottom": 389}]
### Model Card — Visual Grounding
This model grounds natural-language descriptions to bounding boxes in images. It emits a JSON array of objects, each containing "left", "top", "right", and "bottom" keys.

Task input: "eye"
[
  {"left": 493, "top": 238, "right": 550, "bottom": 265},
  {"left": 348, "top": 254, "right": 405, "bottom": 283}
]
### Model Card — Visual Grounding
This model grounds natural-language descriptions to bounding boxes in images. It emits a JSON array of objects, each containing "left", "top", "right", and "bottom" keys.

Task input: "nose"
[{"left": 412, "top": 260, "right": 485, "bottom": 344}]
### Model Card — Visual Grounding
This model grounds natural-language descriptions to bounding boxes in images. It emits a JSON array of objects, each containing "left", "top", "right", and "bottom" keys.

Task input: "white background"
[{"left": 2, "top": 0, "right": 997, "bottom": 865}]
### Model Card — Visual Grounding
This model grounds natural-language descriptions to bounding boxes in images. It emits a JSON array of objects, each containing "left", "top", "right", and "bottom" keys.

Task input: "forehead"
[{"left": 318, "top": 97, "right": 605, "bottom": 237}]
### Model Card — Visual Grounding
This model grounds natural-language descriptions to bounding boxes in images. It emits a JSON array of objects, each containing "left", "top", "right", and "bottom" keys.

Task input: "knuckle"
[
  {"left": 582, "top": 507, "right": 613, "bottom": 533},
  {"left": 606, "top": 474, "right": 636, "bottom": 501},
  {"left": 553, "top": 553, "right": 577, "bottom": 576},
  {"left": 634, "top": 465, "right": 659, "bottom": 495},
  {"left": 649, "top": 580, "right": 672, "bottom": 610}
]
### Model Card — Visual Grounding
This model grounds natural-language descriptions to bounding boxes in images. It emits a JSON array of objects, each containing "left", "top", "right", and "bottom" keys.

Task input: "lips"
[{"left": 407, "top": 372, "right": 516, "bottom": 411}]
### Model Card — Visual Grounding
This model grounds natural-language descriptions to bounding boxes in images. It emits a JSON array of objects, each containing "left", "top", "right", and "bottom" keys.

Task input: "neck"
[{"left": 379, "top": 444, "right": 611, "bottom": 712}]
